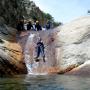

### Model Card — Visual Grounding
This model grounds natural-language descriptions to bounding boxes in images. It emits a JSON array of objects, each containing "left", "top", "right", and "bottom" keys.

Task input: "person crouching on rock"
[{"left": 35, "top": 37, "right": 45, "bottom": 62}]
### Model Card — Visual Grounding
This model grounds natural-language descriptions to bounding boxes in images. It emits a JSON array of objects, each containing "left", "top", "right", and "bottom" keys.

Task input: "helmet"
[{"left": 36, "top": 20, "right": 39, "bottom": 23}]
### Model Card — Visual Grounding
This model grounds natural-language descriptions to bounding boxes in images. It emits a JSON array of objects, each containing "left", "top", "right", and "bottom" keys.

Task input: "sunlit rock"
[
  {"left": 19, "top": 16, "right": 90, "bottom": 75},
  {"left": 56, "top": 16, "right": 90, "bottom": 71},
  {"left": 66, "top": 61, "right": 90, "bottom": 76}
]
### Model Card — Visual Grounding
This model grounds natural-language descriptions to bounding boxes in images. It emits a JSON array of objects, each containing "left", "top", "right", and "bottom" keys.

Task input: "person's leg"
[
  {"left": 43, "top": 55, "right": 45, "bottom": 62},
  {"left": 36, "top": 47, "right": 40, "bottom": 59},
  {"left": 35, "top": 47, "right": 41, "bottom": 62},
  {"left": 40, "top": 47, "right": 45, "bottom": 62}
]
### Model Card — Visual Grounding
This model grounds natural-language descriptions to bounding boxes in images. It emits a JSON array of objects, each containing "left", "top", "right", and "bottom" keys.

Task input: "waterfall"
[
  {"left": 23, "top": 30, "right": 59, "bottom": 75},
  {"left": 24, "top": 33, "right": 34, "bottom": 74},
  {"left": 24, "top": 33, "right": 47, "bottom": 75}
]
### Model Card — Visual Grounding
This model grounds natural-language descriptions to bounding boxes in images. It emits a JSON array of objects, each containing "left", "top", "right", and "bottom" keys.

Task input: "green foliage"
[
  {"left": 0, "top": 0, "right": 61, "bottom": 27},
  {"left": 44, "top": 13, "right": 54, "bottom": 21},
  {"left": 53, "top": 22, "right": 62, "bottom": 27}
]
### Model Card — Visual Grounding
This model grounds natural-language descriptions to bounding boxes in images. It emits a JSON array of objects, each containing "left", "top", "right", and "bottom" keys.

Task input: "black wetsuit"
[
  {"left": 35, "top": 24, "right": 42, "bottom": 31},
  {"left": 36, "top": 41, "right": 45, "bottom": 62},
  {"left": 27, "top": 22, "right": 33, "bottom": 30}
]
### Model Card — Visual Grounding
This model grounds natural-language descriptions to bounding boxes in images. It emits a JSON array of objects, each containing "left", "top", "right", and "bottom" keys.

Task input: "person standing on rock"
[
  {"left": 16, "top": 15, "right": 25, "bottom": 32},
  {"left": 16, "top": 20, "right": 24, "bottom": 32},
  {"left": 35, "top": 37, "right": 45, "bottom": 62},
  {"left": 46, "top": 20, "right": 51, "bottom": 30},
  {"left": 35, "top": 21, "right": 42, "bottom": 31},
  {"left": 16, "top": 20, "right": 24, "bottom": 41},
  {"left": 27, "top": 20, "right": 33, "bottom": 30}
]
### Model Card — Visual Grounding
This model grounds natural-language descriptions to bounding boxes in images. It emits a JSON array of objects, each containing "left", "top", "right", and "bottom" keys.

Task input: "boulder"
[
  {"left": 56, "top": 16, "right": 90, "bottom": 72},
  {"left": 66, "top": 61, "right": 90, "bottom": 76},
  {"left": 0, "top": 24, "right": 27, "bottom": 76}
]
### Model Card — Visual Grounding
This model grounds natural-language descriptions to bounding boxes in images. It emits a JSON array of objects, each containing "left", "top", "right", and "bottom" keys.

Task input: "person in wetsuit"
[
  {"left": 35, "top": 21, "right": 42, "bottom": 31},
  {"left": 27, "top": 20, "right": 33, "bottom": 30},
  {"left": 35, "top": 37, "right": 45, "bottom": 62}
]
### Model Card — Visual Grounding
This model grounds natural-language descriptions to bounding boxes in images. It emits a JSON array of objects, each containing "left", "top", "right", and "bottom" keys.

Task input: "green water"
[{"left": 0, "top": 74, "right": 90, "bottom": 90}]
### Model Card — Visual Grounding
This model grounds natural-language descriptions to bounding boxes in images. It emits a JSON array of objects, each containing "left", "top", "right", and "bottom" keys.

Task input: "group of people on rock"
[
  {"left": 16, "top": 19, "right": 52, "bottom": 33},
  {"left": 26, "top": 20, "right": 42, "bottom": 31},
  {"left": 16, "top": 20, "right": 42, "bottom": 33}
]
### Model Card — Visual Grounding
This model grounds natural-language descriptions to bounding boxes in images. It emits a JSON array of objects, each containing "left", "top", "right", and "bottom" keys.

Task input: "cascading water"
[
  {"left": 24, "top": 33, "right": 34, "bottom": 74},
  {"left": 24, "top": 32, "right": 47, "bottom": 75},
  {"left": 23, "top": 30, "right": 59, "bottom": 75}
]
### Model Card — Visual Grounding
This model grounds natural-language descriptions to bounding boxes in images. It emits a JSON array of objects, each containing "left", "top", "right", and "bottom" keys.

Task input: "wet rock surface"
[
  {"left": 0, "top": 45, "right": 27, "bottom": 77},
  {"left": 19, "top": 16, "right": 90, "bottom": 75},
  {"left": 0, "top": 16, "right": 90, "bottom": 76},
  {"left": 19, "top": 30, "right": 60, "bottom": 74},
  {"left": 0, "top": 24, "right": 27, "bottom": 76}
]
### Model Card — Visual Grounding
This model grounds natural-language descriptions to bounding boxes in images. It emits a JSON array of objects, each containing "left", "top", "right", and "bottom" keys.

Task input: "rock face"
[
  {"left": 0, "top": 44, "right": 26, "bottom": 76},
  {"left": 0, "top": 0, "right": 30, "bottom": 26},
  {"left": 19, "top": 30, "right": 60, "bottom": 74},
  {"left": 56, "top": 16, "right": 90, "bottom": 72},
  {"left": 18, "top": 16, "right": 90, "bottom": 75},
  {"left": 1, "top": 16, "right": 90, "bottom": 76},
  {"left": 0, "top": 0, "right": 59, "bottom": 76},
  {"left": 0, "top": 22, "right": 27, "bottom": 76},
  {"left": 66, "top": 61, "right": 90, "bottom": 76},
  {"left": 0, "top": 19, "right": 16, "bottom": 41}
]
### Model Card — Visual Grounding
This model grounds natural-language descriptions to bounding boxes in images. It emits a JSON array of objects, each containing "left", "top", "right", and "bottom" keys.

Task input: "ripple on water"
[{"left": 0, "top": 75, "right": 90, "bottom": 90}]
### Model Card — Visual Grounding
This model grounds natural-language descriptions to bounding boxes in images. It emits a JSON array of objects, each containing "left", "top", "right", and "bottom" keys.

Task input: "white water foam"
[
  {"left": 24, "top": 33, "right": 35, "bottom": 74},
  {"left": 24, "top": 33, "right": 47, "bottom": 75}
]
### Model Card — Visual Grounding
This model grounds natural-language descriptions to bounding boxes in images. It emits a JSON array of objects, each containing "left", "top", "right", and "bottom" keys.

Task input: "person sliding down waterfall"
[{"left": 35, "top": 37, "right": 45, "bottom": 62}]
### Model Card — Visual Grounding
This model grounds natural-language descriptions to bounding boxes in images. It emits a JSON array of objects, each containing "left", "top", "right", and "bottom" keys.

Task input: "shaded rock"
[
  {"left": 0, "top": 22, "right": 17, "bottom": 42},
  {"left": 0, "top": 39, "right": 4, "bottom": 43},
  {"left": 0, "top": 40, "right": 27, "bottom": 76},
  {"left": 0, "top": 24, "right": 27, "bottom": 76},
  {"left": 0, "top": 16, "right": 5, "bottom": 24}
]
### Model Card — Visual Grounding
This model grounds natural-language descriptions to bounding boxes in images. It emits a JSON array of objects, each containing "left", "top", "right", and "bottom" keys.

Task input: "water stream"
[
  {"left": 24, "top": 32, "right": 48, "bottom": 75},
  {"left": 23, "top": 31, "right": 58, "bottom": 75}
]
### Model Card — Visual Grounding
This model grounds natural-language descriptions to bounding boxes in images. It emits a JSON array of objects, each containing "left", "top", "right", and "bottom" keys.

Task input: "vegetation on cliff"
[{"left": 0, "top": 0, "right": 61, "bottom": 27}]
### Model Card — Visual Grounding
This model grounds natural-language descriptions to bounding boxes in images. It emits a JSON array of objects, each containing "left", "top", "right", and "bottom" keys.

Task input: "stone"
[
  {"left": 66, "top": 61, "right": 90, "bottom": 76},
  {"left": 0, "top": 25, "right": 27, "bottom": 76},
  {"left": 56, "top": 16, "right": 90, "bottom": 71},
  {"left": 0, "top": 42, "right": 27, "bottom": 76}
]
